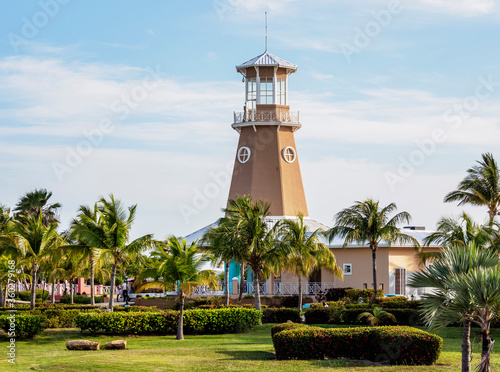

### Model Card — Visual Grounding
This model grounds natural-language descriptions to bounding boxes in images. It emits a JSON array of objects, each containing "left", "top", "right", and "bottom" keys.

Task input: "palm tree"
[
  {"left": 445, "top": 153, "right": 500, "bottom": 226},
  {"left": 328, "top": 199, "right": 418, "bottom": 306},
  {"left": 223, "top": 195, "right": 291, "bottom": 310},
  {"left": 450, "top": 267, "right": 500, "bottom": 372},
  {"left": 357, "top": 306, "right": 396, "bottom": 326},
  {"left": 67, "top": 204, "right": 106, "bottom": 305},
  {"left": 5, "top": 213, "right": 59, "bottom": 309},
  {"left": 13, "top": 189, "right": 61, "bottom": 225},
  {"left": 0, "top": 257, "right": 30, "bottom": 307},
  {"left": 70, "top": 195, "right": 155, "bottom": 311},
  {"left": 419, "top": 212, "right": 496, "bottom": 265},
  {"left": 135, "top": 236, "right": 217, "bottom": 340},
  {"left": 408, "top": 243, "right": 500, "bottom": 372},
  {"left": 280, "top": 214, "right": 343, "bottom": 311},
  {"left": 0, "top": 204, "right": 11, "bottom": 232},
  {"left": 202, "top": 217, "right": 246, "bottom": 307}
]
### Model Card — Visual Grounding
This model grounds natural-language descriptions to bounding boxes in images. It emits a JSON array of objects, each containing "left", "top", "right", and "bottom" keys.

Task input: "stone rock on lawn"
[
  {"left": 102, "top": 340, "right": 127, "bottom": 350},
  {"left": 66, "top": 340, "right": 100, "bottom": 351}
]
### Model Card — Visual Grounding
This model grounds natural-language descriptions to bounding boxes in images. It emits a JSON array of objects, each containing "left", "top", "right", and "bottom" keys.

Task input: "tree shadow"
[{"left": 217, "top": 350, "right": 276, "bottom": 361}]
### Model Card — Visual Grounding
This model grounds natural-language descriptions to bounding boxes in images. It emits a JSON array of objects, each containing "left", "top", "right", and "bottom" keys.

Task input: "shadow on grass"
[{"left": 217, "top": 350, "right": 276, "bottom": 361}]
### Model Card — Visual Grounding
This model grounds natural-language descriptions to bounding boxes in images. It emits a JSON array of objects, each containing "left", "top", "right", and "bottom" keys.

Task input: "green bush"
[
  {"left": 270, "top": 322, "right": 307, "bottom": 337},
  {"left": 75, "top": 307, "right": 262, "bottom": 336},
  {"left": 305, "top": 307, "right": 422, "bottom": 326},
  {"left": 113, "top": 306, "right": 160, "bottom": 312},
  {"left": 343, "top": 289, "right": 384, "bottom": 303},
  {"left": 243, "top": 295, "right": 255, "bottom": 299},
  {"left": 15, "top": 290, "right": 50, "bottom": 302},
  {"left": 262, "top": 308, "right": 301, "bottom": 323},
  {"left": 59, "top": 295, "right": 104, "bottom": 304},
  {"left": 0, "top": 314, "right": 47, "bottom": 339},
  {"left": 191, "top": 297, "right": 224, "bottom": 308},
  {"left": 184, "top": 308, "right": 262, "bottom": 334},
  {"left": 0, "top": 306, "right": 103, "bottom": 328},
  {"left": 272, "top": 324, "right": 442, "bottom": 365},
  {"left": 304, "top": 308, "right": 335, "bottom": 324}
]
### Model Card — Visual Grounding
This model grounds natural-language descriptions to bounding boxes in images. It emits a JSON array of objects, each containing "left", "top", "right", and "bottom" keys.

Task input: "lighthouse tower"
[{"left": 227, "top": 51, "right": 308, "bottom": 217}]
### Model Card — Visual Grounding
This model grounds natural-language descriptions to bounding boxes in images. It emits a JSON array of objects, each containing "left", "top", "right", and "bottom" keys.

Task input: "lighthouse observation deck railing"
[{"left": 233, "top": 110, "right": 300, "bottom": 125}]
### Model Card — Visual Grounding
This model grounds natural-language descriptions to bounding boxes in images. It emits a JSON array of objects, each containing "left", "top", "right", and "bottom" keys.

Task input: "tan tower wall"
[{"left": 228, "top": 125, "right": 309, "bottom": 217}]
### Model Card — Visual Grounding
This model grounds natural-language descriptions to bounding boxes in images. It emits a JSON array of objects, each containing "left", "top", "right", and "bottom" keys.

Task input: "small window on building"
[
  {"left": 379, "top": 283, "right": 384, "bottom": 291},
  {"left": 343, "top": 263, "right": 352, "bottom": 275},
  {"left": 363, "top": 283, "right": 367, "bottom": 289},
  {"left": 259, "top": 77, "right": 274, "bottom": 104},
  {"left": 237, "top": 147, "right": 251, "bottom": 164}
]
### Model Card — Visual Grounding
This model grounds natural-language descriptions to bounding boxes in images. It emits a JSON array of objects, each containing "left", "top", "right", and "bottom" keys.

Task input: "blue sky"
[{"left": 0, "top": 0, "right": 499, "bottom": 239}]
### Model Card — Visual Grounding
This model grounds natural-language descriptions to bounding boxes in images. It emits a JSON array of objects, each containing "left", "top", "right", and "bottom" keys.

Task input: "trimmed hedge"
[
  {"left": 113, "top": 306, "right": 160, "bottom": 312},
  {"left": 271, "top": 322, "right": 306, "bottom": 337},
  {"left": 272, "top": 324, "right": 442, "bottom": 365},
  {"left": 304, "top": 307, "right": 422, "bottom": 326},
  {"left": 262, "top": 308, "right": 301, "bottom": 323},
  {"left": 75, "top": 307, "right": 262, "bottom": 335},
  {"left": 0, "top": 314, "right": 47, "bottom": 339},
  {"left": 15, "top": 290, "right": 50, "bottom": 302},
  {"left": 60, "top": 295, "right": 104, "bottom": 304}
]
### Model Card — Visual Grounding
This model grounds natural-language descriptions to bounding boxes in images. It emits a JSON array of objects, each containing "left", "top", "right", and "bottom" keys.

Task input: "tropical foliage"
[{"left": 328, "top": 198, "right": 418, "bottom": 305}]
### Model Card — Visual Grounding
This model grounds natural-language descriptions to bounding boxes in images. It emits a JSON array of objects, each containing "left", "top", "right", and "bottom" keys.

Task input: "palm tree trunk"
[
  {"left": 70, "top": 278, "right": 74, "bottom": 304},
  {"left": 297, "top": 276, "right": 303, "bottom": 312},
  {"left": 462, "top": 320, "right": 471, "bottom": 372},
  {"left": 4, "top": 283, "right": 8, "bottom": 308},
  {"left": 109, "top": 263, "right": 117, "bottom": 311},
  {"left": 238, "top": 262, "right": 245, "bottom": 301},
  {"left": 368, "top": 248, "right": 377, "bottom": 307},
  {"left": 177, "top": 291, "right": 184, "bottom": 340},
  {"left": 224, "top": 261, "right": 229, "bottom": 307},
  {"left": 479, "top": 329, "right": 493, "bottom": 372},
  {"left": 30, "top": 265, "right": 38, "bottom": 310},
  {"left": 0, "top": 283, "right": 4, "bottom": 308},
  {"left": 90, "top": 255, "right": 95, "bottom": 306},
  {"left": 254, "top": 269, "right": 261, "bottom": 311},
  {"left": 51, "top": 280, "right": 56, "bottom": 304}
]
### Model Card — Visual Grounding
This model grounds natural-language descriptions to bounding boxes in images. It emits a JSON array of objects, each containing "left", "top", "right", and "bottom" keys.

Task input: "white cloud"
[{"left": 402, "top": 0, "right": 498, "bottom": 16}]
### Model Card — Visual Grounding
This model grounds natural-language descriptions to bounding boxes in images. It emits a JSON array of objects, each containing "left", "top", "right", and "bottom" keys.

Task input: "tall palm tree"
[
  {"left": 135, "top": 236, "right": 217, "bottom": 340},
  {"left": 5, "top": 213, "right": 59, "bottom": 309},
  {"left": 13, "top": 189, "right": 61, "bottom": 225},
  {"left": 445, "top": 153, "right": 500, "bottom": 226},
  {"left": 408, "top": 243, "right": 500, "bottom": 372},
  {"left": 67, "top": 204, "right": 106, "bottom": 305},
  {"left": 224, "top": 195, "right": 292, "bottom": 310},
  {"left": 328, "top": 199, "right": 418, "bottom": 306},
  {"left": 202, "top": 217, "right": 246, "bottom": 306},
  {"left": 280, "top": 214, "right": 343, "bottom": 311},
  {"left": 71, "top": 195, "right": 155, "bottom": 311}
]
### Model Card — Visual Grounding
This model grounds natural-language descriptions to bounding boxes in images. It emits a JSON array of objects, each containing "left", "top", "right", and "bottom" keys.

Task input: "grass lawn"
[{"left": 1, "top": 325, "right": 500, "bottom": 371}]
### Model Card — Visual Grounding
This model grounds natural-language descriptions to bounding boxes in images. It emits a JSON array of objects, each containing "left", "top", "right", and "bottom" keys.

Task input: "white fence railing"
[{"left": 233, "top": 110, "right": 300, "bottom": 124}]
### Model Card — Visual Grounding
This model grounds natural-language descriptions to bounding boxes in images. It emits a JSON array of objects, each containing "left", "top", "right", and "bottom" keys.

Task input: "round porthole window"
[
  {"left": 282, "top": 146, "right": 296, "bottom": 163},
  {"left": 238, "top": 147, "right": 251, "bottom": 163}
]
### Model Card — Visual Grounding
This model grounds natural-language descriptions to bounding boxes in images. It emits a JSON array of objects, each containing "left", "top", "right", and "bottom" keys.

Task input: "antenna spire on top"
[{"left": 265, "top": 12, "right": 268, "bottom": 52}]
